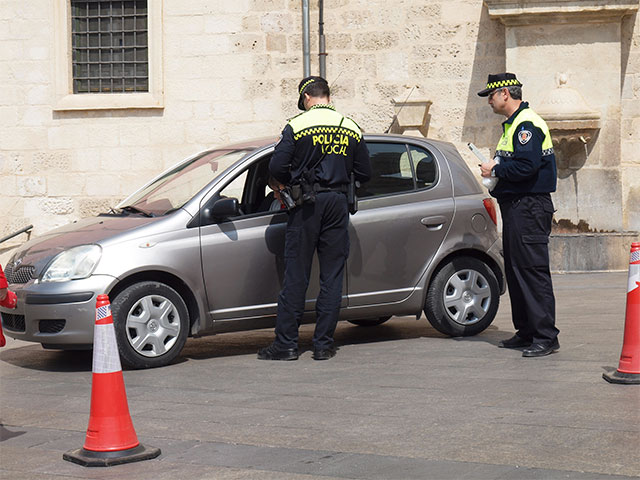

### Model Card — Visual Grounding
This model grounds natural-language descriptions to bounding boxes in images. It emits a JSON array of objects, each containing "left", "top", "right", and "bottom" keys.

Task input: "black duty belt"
[{"left": 314, "top": 184, "right": 349, "bottom": 194}]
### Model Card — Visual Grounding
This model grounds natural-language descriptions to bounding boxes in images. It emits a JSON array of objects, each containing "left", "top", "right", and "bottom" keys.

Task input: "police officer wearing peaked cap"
[
  {"left": 479, "top": 72, "right": 560, "bottom": 357},
  {"left": 257, "top": 76, "right": 371, "bottom": 361}
]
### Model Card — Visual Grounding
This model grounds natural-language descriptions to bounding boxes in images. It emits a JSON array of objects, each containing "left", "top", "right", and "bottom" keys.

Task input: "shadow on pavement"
[
  {"left": 451, "top": 325, "right": 508, "bottom": 347},
  {"left": 0, "top": 317, "right": 507, "bottom": 369},
  {"left": 0, "top": 344, "right": 92, "bottom": 372},
  {"left": 179, "top": 317, "right": 499, "bottom": 362},
  {"left": 0, "top": 424, "right": 26, "bottom": 442}
]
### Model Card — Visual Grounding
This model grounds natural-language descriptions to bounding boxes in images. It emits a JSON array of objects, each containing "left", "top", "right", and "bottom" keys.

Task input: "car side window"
[
  {"left": 409, "top": 145, "right": 438, "bottom": 189},
  {"left": 215, "top": 155, "right": 283, "bottom": 218},
  {"left": 358, "top": 142, "right": 438, "bottom": 198},
  {"left": 358, "top": 143, "right": 415, "bottom": 198},
  {"left": 219, "top": 170, "right": 248, "bottom": 203}
]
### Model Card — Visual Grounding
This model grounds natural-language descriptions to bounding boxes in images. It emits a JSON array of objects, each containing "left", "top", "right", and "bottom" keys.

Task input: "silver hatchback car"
[{"left": 1, "top": 135, "right": 505, "bottom": 368}]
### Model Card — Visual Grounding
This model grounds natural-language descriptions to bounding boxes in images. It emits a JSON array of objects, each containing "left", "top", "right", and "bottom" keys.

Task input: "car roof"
[
  {"left": 211, "top": 134, "right": 475, "bottom": 192},
  {"left": 232, "top": 133, "right": 465, "bottom": 174},
  {"left": 214, "top": 133, "right": 455, "bottom": 153},
  {"left": 209, "top": 136, "right": 280, "bottom": 151}
]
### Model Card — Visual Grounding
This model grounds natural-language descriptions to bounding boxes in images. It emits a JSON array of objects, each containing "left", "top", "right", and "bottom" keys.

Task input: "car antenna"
[
  {"left": 329, "top": 69, "right": 343, "bottom": 89},
  {"left": 385, "top": 85, "right": 416, "bottom": 134},
  {"left": 328, "top": 69, "right": 346, "bottom": 120}
]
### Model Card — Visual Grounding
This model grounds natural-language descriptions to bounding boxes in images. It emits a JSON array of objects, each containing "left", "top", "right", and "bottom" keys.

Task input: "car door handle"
[{"left": 421, "top": 216, "right": 447, "bottom": 231}]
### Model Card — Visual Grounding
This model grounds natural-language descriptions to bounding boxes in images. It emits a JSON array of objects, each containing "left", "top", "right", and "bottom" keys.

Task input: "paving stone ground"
[{"left": 1, "top": 272, "right": 639, "bottom": 479}]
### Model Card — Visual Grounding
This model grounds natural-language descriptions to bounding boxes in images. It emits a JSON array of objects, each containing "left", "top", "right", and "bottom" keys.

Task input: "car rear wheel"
[
  {"left": 348, "top": 316, "right": 391, "bottom": 327},
  {"left": 424, "top": 257, "right": 499, "bottom": 337},
  {"left": 111, "top": 281, "right": 189, "bottom": 369}
]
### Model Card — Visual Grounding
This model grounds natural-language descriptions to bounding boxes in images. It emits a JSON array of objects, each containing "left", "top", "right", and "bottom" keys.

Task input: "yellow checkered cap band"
[
  {"left": 299, "top": 79, "right": 315, "bottom": 94},
  {"left": 486, "top": 79, "right": 521, "bottom": 90}
]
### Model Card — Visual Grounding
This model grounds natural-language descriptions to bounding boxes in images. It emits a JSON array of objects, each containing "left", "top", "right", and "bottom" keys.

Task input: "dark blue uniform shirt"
[
  {"left": 270, "top": 105, "right": 371, "bottom": 187},
  {"left": 492, "top": 102, "right": 557, "bottom": 201}
]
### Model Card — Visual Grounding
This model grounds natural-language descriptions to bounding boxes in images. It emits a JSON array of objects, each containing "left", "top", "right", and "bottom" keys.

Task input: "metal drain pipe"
[
  {"left": 302, "top": 0, "right": 311, "bottom": 77},
  {"left": 318, "top": 0, "right": 326, "bottom": 78}
]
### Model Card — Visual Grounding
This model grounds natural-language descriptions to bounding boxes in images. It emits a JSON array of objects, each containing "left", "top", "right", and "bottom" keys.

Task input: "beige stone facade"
[{"left": 1, "top": 0, "right": 639, "bottom": 258}]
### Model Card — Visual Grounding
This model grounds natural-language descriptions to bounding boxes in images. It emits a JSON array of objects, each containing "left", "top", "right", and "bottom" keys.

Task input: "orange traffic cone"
[
  {"left": 0, "top": 290, "right": 17, "bottom": 347},
  {"left": 63, "top": 294, "right": 161, "bottom": 466},
  {"left": 603, "top": 242, "right": 640, "bottom": 385},
  {"left": 0, "top": 317, "right": 5, "bottom": 348}
]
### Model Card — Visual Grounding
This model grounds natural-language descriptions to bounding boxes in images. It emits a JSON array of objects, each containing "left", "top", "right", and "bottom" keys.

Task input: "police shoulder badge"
[{"left": 518, "top": 130, "right": 532, "bottom": 145}]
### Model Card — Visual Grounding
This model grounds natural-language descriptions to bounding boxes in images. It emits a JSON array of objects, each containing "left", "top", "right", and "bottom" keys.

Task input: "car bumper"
[{"left": 0, "top": 274, "right": 117, "bottom": 347}]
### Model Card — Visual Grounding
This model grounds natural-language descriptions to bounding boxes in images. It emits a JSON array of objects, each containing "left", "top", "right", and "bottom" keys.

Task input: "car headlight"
[{"left": 40, "top": 245, "right": 102, "bottom": 283}]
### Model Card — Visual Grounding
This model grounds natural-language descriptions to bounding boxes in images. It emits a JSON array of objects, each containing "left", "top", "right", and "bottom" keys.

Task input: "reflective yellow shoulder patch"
[{"left": 289, "top": 110, "right": 363, "bottom": 142}]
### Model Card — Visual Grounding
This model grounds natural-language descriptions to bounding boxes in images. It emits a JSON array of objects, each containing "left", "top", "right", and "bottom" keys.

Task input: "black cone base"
[
  {"left": 603, "top": 370, "right": 640, "bottom": 385},
  {"left": 63, "top": 443, "right": 161, "bottom": 467}
]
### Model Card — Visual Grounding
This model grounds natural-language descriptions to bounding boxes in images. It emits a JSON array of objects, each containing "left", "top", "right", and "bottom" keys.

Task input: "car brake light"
[{"left": 483, "top": 198, "right": 497, "bottom": 225}]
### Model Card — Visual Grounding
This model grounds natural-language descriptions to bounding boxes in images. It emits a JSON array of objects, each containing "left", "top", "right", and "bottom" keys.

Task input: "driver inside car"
[{"left": 257, "top": 175, "right": 286, "bottom": 212}]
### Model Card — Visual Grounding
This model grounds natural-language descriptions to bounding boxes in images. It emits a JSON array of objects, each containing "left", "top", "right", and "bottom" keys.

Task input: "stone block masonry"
[{"left": 0, "top": 0, "right": 638, "bottom": 270}]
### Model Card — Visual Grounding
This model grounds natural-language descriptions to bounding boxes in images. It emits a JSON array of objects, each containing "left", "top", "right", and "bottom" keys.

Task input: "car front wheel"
[
  {"left": 424, "top": 257, "right": 499, "bottom": 337},
  {"left": 111, "top": 281, "right": 189, "bottom": 369}
]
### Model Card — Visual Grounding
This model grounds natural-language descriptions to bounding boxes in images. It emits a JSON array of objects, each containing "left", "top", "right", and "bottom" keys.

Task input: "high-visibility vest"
[
  {"left": 288, "top": 104, "right": 362, "bottom": 143},
  {"left": 495, "top": 107, "right": 554, "bottom": 159}
]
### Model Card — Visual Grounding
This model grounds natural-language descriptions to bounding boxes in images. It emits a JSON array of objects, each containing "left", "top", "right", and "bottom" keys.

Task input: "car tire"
[
  {"left": 348, "top": 316, "right": 391, "bottom": 327},
  {"left": 424, "top": 257, "right": 499, "bottom": 337},
  {"left": 111, "top": 281, "right": 189, "bottom": 369}
]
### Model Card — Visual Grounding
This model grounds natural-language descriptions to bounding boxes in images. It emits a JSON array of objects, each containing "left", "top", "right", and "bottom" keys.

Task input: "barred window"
[{"left": 71, "top": 0, "right": 148, "bottom": 94}]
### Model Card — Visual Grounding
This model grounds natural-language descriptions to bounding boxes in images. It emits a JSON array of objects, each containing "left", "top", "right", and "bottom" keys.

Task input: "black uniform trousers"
[
  {"left": 275, "top": 191, "right": 349, "bottom": 350},
  {"left": 499, "top": 193, "right": 559, "bottom": 345}
]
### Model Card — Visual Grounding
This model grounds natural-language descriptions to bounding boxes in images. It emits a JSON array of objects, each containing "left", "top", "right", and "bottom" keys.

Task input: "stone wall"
[
  {"left": 0, "top": 0, "right": 638, "bottom": 262},
  {"left": 622, "top": 9, "right": 640, "bottom": 232}
]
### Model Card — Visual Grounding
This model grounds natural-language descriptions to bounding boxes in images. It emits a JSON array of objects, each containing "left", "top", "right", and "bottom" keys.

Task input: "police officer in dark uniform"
[
  {"left": 257, "top": 76, "right": 371, "bottom": 361},
  {"left": 478, "top": 73, "right": 560, "bottom": 357}
]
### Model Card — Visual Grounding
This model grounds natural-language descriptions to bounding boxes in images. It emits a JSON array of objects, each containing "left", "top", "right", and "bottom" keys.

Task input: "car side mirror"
[{"left": 209, "top": 197, "right": 241, "bottom": 221}]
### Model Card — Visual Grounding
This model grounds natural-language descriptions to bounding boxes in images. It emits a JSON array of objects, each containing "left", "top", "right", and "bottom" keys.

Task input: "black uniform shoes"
[
  {"left": 257, "top": 343, "right": 299, "bottom": 361},
  {"left": 312, "top": 346, "right": 337, "bottom": 361},
  {"left": 257, "top": 343, "right": 339, "bottom": 361},
  {"left": 498, "top": 334, "right": 531, "bottom": 349},
  {"left": 499, "top": 334, "right": 560, "bottom": 357},
  {"left": 522, "top": 338, "right": 560, "bottom": 357}
]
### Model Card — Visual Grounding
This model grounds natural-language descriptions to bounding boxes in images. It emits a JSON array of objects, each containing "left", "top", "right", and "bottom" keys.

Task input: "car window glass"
[
  {"left": 212, "top": 155, "right": 285, "bottom": 218},
  {"left": 219, "top": 170, "right": 248, "bottom": 203},
  {"left": 399, "top": 151, "right": 413, "bottom": 177},
  {"left": 358, "top": 142, "right": 415, "bottom": 198},
  {"left": 249, "top": 156, "right": 286, "bottom": 215},
  {"left": 409, "top": 145, "right": 438, "bottom": 189},
  {"left": 124, "top": 149, "right": 252, "bottom": 215}
]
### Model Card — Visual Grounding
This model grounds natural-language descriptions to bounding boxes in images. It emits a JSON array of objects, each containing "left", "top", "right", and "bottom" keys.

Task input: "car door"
[
  {"left": 198, "top": 154, "right": 332, "bottom": 323},
  {"left": 347, "top": 139, "right": 454, "bottom": 306}
]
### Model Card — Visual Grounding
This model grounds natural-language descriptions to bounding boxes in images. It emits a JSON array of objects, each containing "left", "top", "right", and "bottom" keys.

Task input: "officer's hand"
[
  {"left": 270, "top": 180, "right": 285, "bottom": 192},
  {"left": 270, "top": 181, "right": 284, "bottom": 201},
  {"left": 480, "top": 159, "right": 497, "bottom": 178}
]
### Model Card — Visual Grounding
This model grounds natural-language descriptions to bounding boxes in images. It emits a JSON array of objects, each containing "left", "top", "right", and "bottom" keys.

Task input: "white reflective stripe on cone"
[
  {"left": 92, "top": 323, "right": 122, "bottom": 374},
  {"left": 628, "top": 264, "right": 640, "bottom": 294},
  {"left": 96, "top": 304, "right": 111, "bottom": 321}
]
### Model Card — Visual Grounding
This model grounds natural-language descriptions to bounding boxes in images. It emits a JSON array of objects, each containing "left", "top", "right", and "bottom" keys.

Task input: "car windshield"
[{"left": 117, "top": 148, "right": 254, "bottom": 216}]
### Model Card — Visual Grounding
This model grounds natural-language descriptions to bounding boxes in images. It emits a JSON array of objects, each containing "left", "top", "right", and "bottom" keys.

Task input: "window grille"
[{"left": 71, "top": 0, "right": 148, "bottom": 94}]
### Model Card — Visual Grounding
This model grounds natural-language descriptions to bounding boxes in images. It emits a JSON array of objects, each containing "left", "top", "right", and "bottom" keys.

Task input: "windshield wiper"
[
  {"left": 119, "top": 205, "right": 154, "bottom": 217},
  {"left": 99, "top": 206, "right": 121, "bottom": 216}
]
